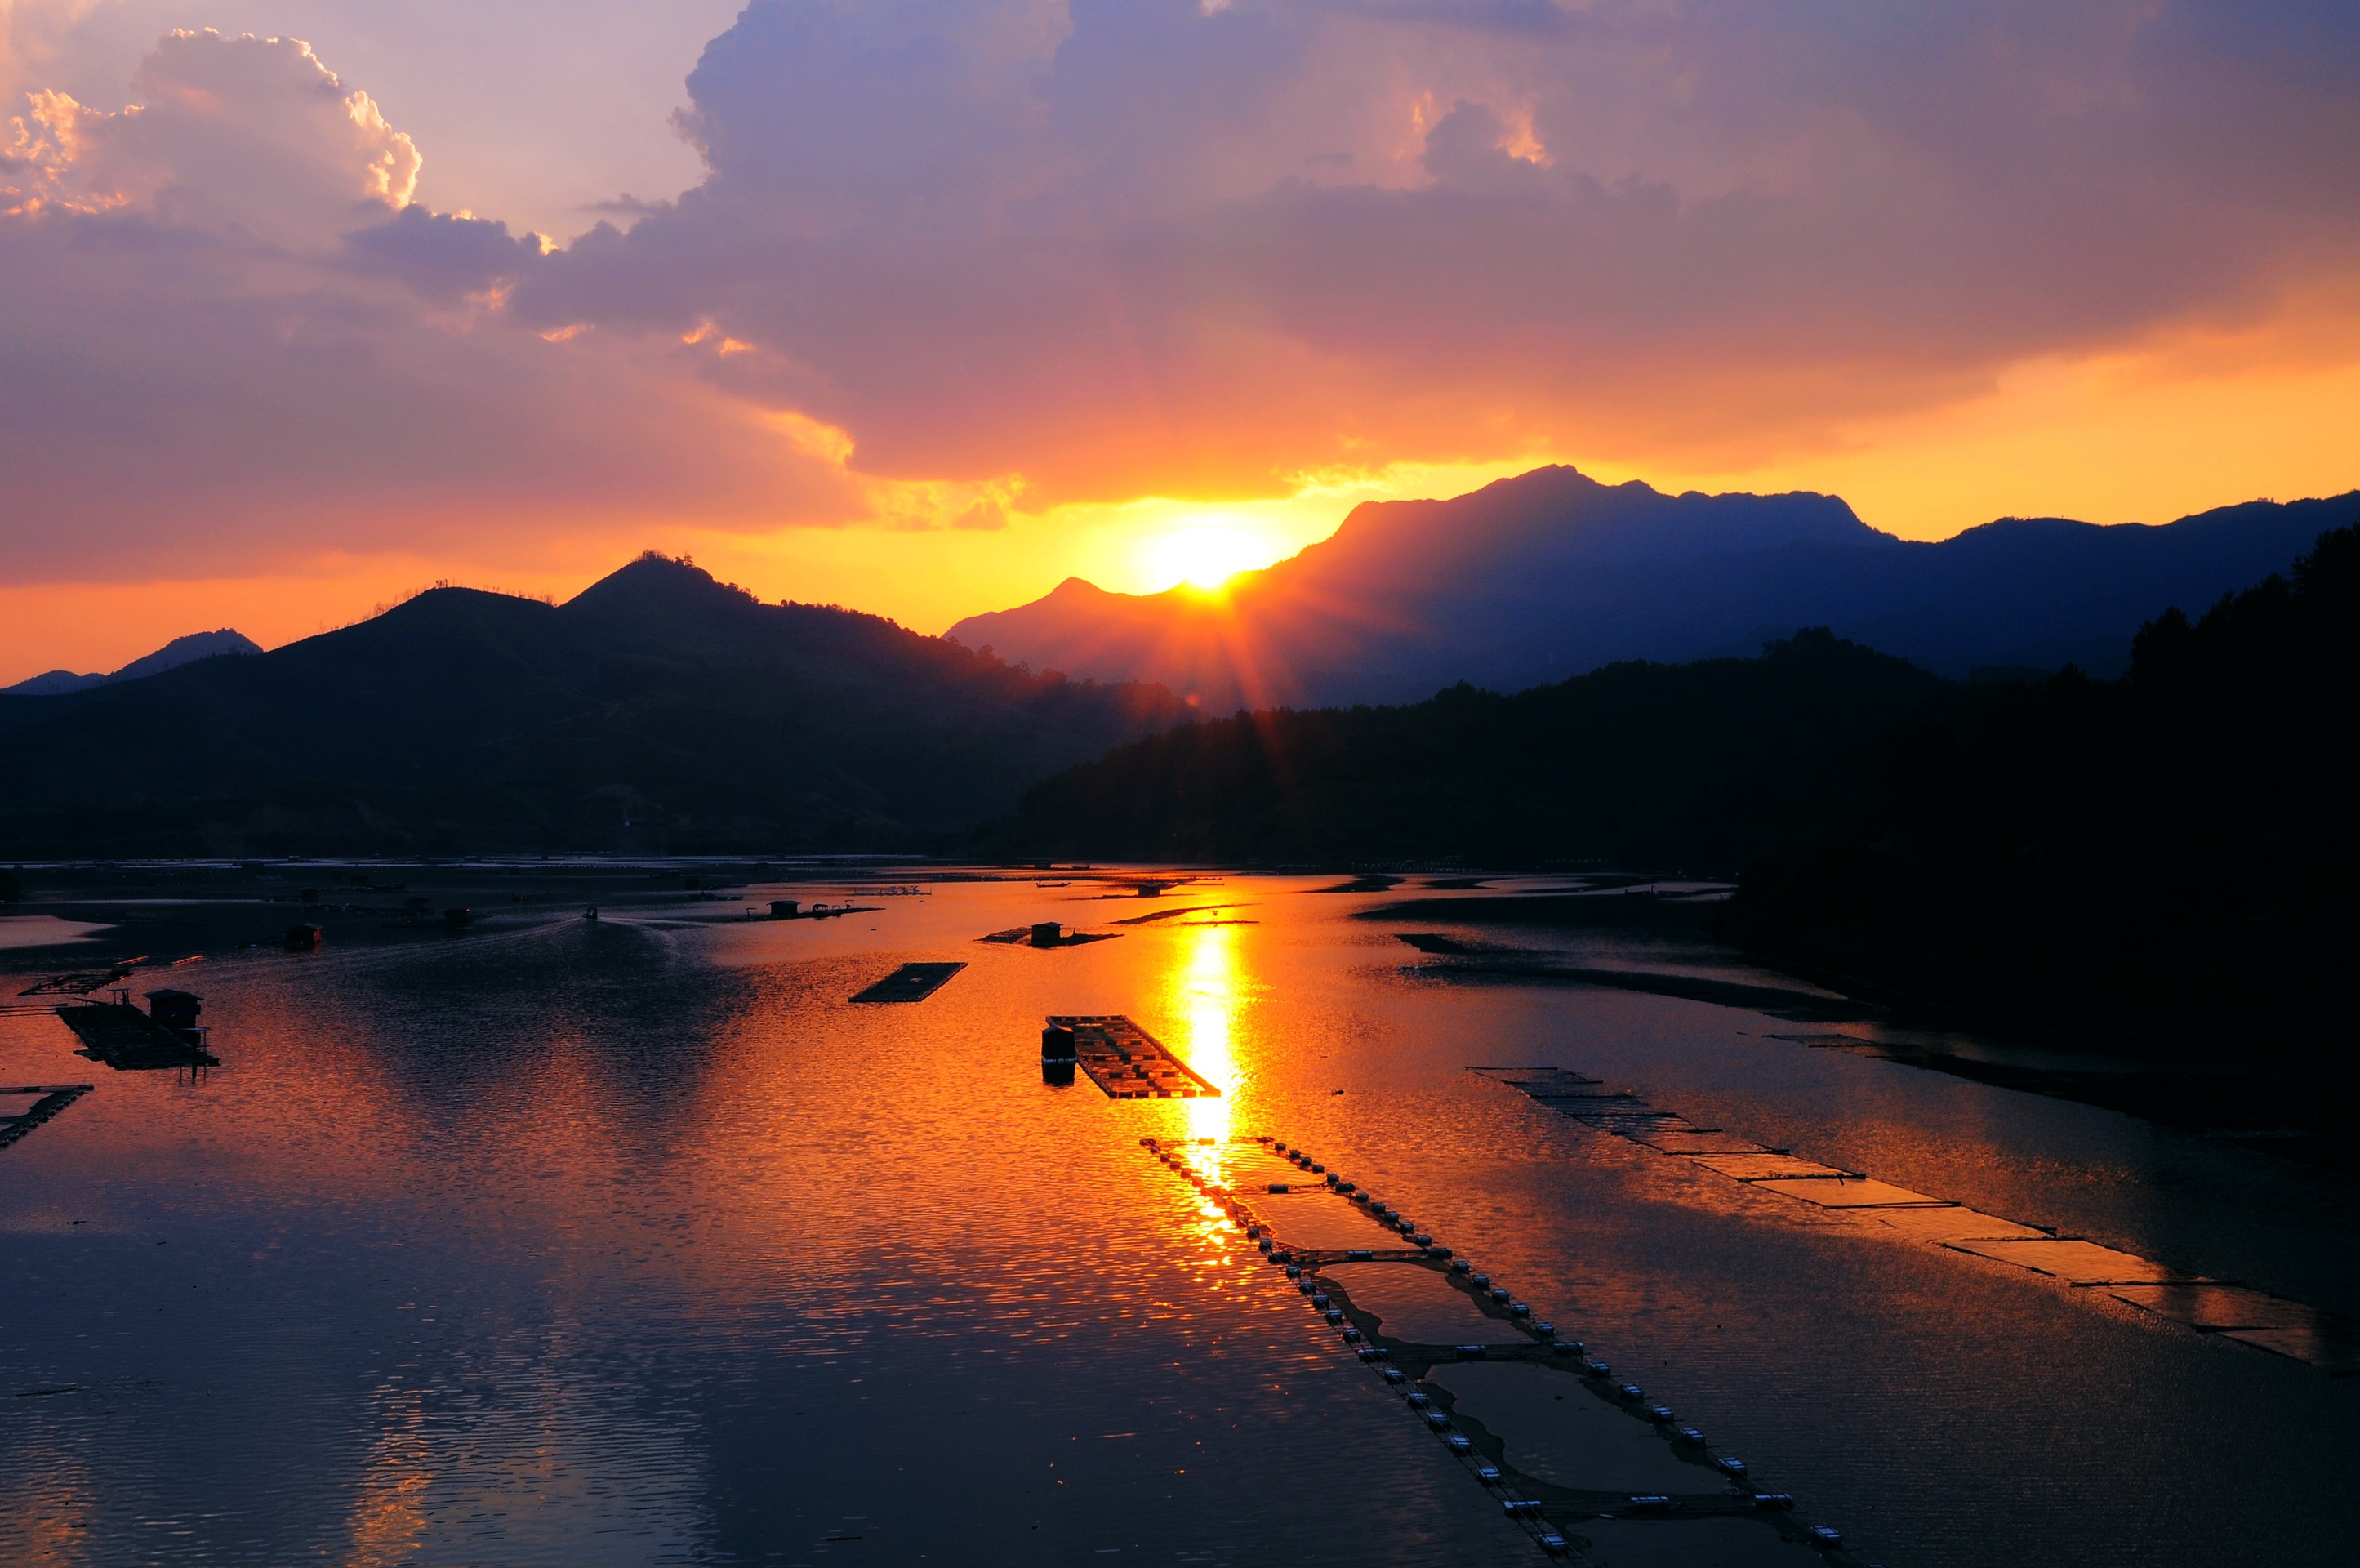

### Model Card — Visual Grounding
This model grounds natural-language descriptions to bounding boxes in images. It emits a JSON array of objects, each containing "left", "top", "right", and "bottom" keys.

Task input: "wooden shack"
[{"left": 145, "top": 988, "right": 203, "bottom": 1032}]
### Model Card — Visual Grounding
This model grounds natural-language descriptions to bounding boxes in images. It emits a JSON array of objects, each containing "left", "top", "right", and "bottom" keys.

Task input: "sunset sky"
[{"left": 3, "top": 1, "right": 2357, "bottom": 683}]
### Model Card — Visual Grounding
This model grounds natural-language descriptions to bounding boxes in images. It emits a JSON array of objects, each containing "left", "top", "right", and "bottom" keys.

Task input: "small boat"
[{"left": 583, "top": 906, "right": 599, "bottom": 921}]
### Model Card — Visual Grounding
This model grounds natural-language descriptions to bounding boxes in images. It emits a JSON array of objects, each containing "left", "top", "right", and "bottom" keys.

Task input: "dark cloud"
[
  {"left": 6, "top": 4, "right": 2359, "bottom": 579},
  {"left": 341, "top": 204, "right": 546, "bottom": 302},
  {"left": 511, "top": 0, "right": 2360, "bottom": 497}
]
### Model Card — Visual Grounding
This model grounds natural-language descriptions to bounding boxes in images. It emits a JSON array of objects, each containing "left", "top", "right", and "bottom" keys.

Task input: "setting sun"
[{"left": 1147, "top": 523, "right": 1269, "bottom": 593}]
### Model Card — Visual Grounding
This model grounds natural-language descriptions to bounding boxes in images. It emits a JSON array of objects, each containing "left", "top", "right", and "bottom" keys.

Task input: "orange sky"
[{"left": 11, "top": 321, "right": 2356, "bottom": 684}]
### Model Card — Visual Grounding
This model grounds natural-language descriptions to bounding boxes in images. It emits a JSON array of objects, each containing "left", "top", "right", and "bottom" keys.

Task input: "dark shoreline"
[{"left": 1368, "top": 893, "right": 2360, "bottom": 1175}]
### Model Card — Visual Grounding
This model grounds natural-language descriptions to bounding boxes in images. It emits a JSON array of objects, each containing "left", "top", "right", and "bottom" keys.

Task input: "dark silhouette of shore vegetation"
[{"left": 996, "top": 527, "right": 2357, "bottom": 1067}]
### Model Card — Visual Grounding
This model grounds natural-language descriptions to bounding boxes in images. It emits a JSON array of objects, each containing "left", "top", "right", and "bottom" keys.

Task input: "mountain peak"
[
  {"left": 3, "top": 626, "right": 262, "bottom": 697},
  {"left": 562, "top": 552, "right": 761, "bottom": 621},
  {"left": 943, "top": 464, "right": 2354, "bottom": 706}
]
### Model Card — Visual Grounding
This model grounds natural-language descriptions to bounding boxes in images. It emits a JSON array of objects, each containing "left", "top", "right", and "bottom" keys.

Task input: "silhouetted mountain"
[
  {"left": 995, "top": 523, "right": 2358, "bottom": 1067},
  {"left": 2, "top": 628, "right": 260, "bottom": 696},
  {"left": 995, "top": 628, "right": 1946, "bottom": 866},
  {"left": 948, "top": 466, "right": 2353, "bottom": 706},
  {"left": 0, "top": 556, "right": 1187, "bottom": 855},
  {"left": 1734, "top": 524, "right": 2357, "bottom": 1058}
]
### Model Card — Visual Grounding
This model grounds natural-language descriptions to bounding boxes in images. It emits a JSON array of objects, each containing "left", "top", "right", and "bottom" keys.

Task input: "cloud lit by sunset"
[{"left": 3, "top": 2, "right": 2358, "bottom": 679}]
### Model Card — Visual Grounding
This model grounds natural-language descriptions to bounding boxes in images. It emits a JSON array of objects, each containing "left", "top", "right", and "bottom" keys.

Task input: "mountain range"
[
  {"left": 947, "top": 467, "right": 2357, "bottom": 709},
  {"left": 2, "top": 628, "right": 260, "bottom": 697},
  {"left": 4, "top": 467, "right": 2353, "bottom": 858},
  {"left": 992, "top": 522, "right": 2358, "bottom": 1066},
  {"left": 0, "top": 556, "right": 1185, "bottom": 856}
]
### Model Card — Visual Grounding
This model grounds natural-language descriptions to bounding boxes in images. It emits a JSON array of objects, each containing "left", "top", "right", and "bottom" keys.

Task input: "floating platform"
[
  {"left": 56, "top": 1002, "right": 219, "bottom": 1070},
  {"left": 0, "top": 1084, "right": 94, "bottom": 1151},
  {"left": 1050, "top": 1015, "right": 1218, "bottom": 1099},
  {"left": 849, "top": 961, "right": 966, "bottom": 1004},
  {"left": 19, "top": 960, "right": 147, "bottom": 997},
  {"left": 980, "top": 926, "right": 1120, "bottom": 947},
  {"left": 1473, "top": 1066, "right": 2360, "bottom": 1372}
]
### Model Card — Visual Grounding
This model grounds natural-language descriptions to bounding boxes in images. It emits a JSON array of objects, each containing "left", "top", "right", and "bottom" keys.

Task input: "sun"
[{"left": 1147, "top": 524, "right": 1266, "bottom": 593}]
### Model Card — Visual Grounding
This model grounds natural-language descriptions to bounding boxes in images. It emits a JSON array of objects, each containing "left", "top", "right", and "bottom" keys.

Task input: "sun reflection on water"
[{"left": 1168, "top": 921, "right": 1249, "bottom": 1160}]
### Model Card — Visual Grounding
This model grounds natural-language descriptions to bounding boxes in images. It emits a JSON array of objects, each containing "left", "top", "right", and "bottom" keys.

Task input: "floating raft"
[
  {"left": 979, "top": 926, "right": 1120, "bottom": 947},
  {"left": 1473, "top": 1066, "right": 2360, "bottom": 1374},
  {"left": 56, "top": 1002, "right": 218, "bottom": 1070},
  {"left": 849, "top": 961, "right": 966, "bottom": 1004},
  {"left": 18, "top": 960, "right": 147, "bottom": 997},
  {"left": 1051, "top": 1015, "right": 1218, "bottom": 1099},
  {"left": 0, "top": 1084, "right": 94, "bottom": 1151}
]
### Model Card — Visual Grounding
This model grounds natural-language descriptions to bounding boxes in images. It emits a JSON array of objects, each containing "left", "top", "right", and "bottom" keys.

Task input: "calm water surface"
[{"left": 2, "top": 872, "right": 2354, "bottom": 1565}]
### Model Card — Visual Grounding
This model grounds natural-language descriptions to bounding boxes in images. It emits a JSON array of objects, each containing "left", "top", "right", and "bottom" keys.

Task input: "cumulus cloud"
[
  {"left": 0, "top": 28, "right": 866, "bottom": 579},
  {"left": 3, "top": 29, "right": 417, "bottom": 243},
  {"left": 514, "top": 0, "right": 2360, "bottom": 499}
]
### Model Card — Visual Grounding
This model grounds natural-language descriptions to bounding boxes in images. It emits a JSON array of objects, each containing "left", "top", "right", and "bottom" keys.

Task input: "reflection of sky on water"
[
  {"left": 0, "top": 875, "right": 2355, "bottom": 1566},
  {"left": 0, "top": 915, "right": 111, "bottom": 949}
]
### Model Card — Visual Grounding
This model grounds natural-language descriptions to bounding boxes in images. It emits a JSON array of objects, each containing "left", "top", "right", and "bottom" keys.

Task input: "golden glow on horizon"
[
  {"left": 1145, "top": 523, "right": 1273, "bottom": 593},
  {"left": 7, "top": 311, "right": 2358, "bottom": 687}
]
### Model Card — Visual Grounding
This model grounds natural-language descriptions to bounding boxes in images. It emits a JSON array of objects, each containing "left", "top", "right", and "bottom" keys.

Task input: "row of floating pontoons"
[
  {"left": 1140, "top": 1133, "right": 1872, "bottom": 1568},
  {"left": 0, "top": 1084, "right": 94, "bottom": 1151}
]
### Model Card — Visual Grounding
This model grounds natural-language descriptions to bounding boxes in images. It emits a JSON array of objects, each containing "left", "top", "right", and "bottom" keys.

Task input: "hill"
[
  {"left": 994, "top": 628, "right": 1947, "bottom": 867},
  {"left": 0, "top": 555, "right": 1187, "bottom": 856},
  {"left": 2, "top": 628, "right": 260, "bottom": 696},
  {"left": 994, "top": 522, "right": 2358, "bottom": 1063},
  {"left": 948, "top": 466, "right": 2353, "bottom": 707},
  {"left": 1733, "top": 524, "right": 2358, "bottom": 1057}
]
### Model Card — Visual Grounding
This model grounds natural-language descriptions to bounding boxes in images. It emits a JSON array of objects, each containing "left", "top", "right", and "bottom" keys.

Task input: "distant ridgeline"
[
  {"left": 0, "top": 628, "right": 260, "bottom": 697},
  {"left": 997, "top": 525, "right": 2357, "bottom": 1057},
  {"left": 949, "top": 466, "right": 2358, "bottom": 708},
  {"left": 0, "top": 556, "right": 1188, "bottom": 855}
]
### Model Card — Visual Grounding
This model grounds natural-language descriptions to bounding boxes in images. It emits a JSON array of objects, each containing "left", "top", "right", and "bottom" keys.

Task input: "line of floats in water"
[{"left": 1139, "top": 1133, "right": 1863, "bottom": 1565}]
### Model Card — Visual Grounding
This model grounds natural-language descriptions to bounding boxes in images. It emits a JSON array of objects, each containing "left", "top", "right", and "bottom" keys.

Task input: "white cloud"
[{"left": 4, "top": 29, "right": 418, "bottom": 245}]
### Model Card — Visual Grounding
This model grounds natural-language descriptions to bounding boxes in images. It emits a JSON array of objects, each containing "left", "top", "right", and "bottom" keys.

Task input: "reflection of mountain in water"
[{"left": 949, "top": 465, "right": 2354, "bottom": 708}]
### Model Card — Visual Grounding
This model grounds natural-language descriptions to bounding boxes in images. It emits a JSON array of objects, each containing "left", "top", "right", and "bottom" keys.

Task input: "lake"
[{"left": 2, "top": 866, "right": 2354, "bottom": 1566}]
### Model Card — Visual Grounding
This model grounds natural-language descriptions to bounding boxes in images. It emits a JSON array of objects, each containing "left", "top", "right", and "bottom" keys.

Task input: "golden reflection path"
[{"left": 1166, "top": 922, "right": 1249, "bottom": 1158}]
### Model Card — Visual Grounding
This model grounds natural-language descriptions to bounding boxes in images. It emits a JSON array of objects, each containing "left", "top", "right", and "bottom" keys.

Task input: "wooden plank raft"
[
  {"left": 1050, "top": 1014, "right": 1218, "bottom": 1099},
  {"left": 849, "top": 961, "right": 966, "bottom": 1004},
  {"left": 56, "top": 1003, "right": 219, "bottom": 1070}
]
